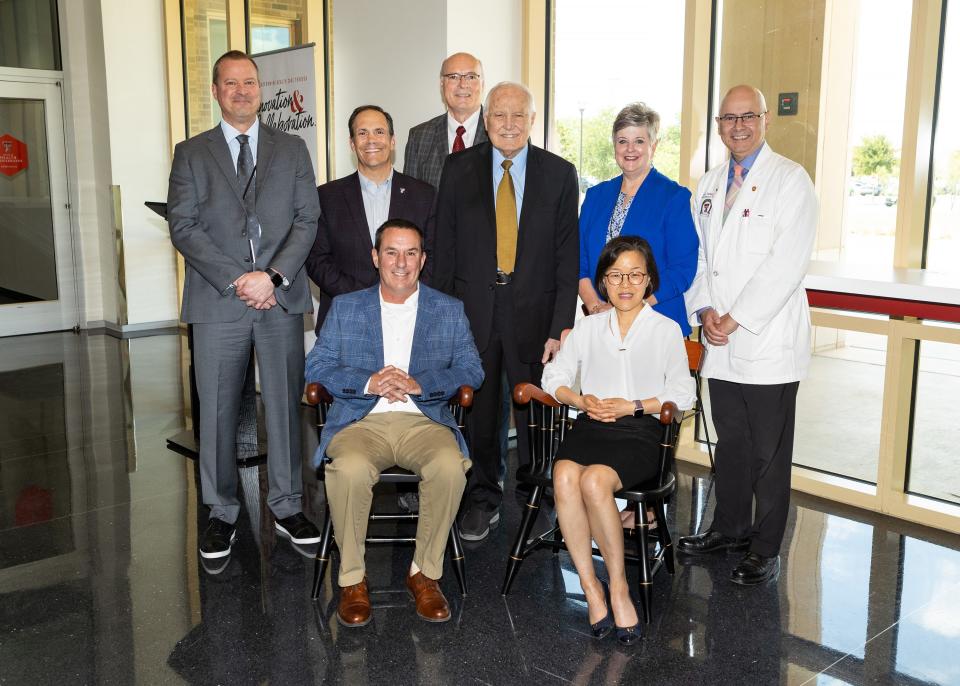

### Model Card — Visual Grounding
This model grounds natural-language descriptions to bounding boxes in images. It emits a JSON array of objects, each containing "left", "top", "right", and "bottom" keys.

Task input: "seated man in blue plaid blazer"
[{"left": 305, "top": 218, "right": 483, "bottom": 628}]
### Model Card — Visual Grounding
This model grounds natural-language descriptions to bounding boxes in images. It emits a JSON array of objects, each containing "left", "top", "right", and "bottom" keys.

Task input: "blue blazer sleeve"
[
  {"left": 578, "top": 180, "right": 618, "bottom": 282},
  {"left": 305, "top": 298, "right": 378, "bottom": 400},
  {"left": 653, "top": 186, "right": 699, "bottom": 304},
  {"left": 579, "top": 187, "right": 598, "bottom": 281},
  {"left": 413, "top": 300, "right": 484, "bottom": 406}
]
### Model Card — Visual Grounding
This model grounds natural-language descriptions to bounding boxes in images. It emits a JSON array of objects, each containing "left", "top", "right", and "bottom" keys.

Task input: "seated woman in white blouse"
[{"left": 541, "top": 235, "right": 696, "bottom": 645}]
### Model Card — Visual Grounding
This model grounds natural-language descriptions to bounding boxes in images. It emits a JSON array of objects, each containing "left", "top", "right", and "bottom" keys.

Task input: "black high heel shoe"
[
  {"left": 588, "top": 581, "right": 613, "bottom": 639},
  {"left": 614, "top": 595, "right": 642, "bottom": 645},
  {"left": 615, "top": 623, "right": 641, "bottom": 645}
]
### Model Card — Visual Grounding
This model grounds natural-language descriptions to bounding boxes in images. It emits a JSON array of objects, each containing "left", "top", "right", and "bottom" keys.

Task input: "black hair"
[
  {"left": 348, "top": 105, "right": 395, "bottom": 137},
  {"left": 594, "top": 235, "right": 660, "bottom": 300},
  {"left": 212, "top": 50, "right": 258, "bottom": 84},
  {"left": 374, "top": 218, "right": 424, "bottom": 251}
]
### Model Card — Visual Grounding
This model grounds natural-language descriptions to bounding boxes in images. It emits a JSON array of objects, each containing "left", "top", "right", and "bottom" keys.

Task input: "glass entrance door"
[{"left": 0, "top": 79, "right": 75, "bottom": 336}]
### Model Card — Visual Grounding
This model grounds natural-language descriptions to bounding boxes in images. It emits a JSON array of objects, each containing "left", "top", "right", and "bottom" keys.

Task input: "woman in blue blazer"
[{"left": 579, "top": 103, "right": 699, "bottom": 336}]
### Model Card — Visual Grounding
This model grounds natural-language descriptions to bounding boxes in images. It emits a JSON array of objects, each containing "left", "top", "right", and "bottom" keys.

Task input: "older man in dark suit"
[
  {"left": 307, "top": 105, "right": 434, "bottom": 333},
  {"left": 403, "top": 52, "right": 488, "bottom": 190},
  {"left": 167, "top": 50, "right": 322, "bottom": 560},
  {"left": 433, "top": 81, "right": 579, "bottom": 541}
]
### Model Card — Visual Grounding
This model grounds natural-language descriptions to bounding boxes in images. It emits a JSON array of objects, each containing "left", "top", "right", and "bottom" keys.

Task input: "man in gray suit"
[
  {"left": 167, "top": 50, "right": 322, "bottom": 561},
  {"left": 403, "top": 52, "right": 488, "bottom": 190}
]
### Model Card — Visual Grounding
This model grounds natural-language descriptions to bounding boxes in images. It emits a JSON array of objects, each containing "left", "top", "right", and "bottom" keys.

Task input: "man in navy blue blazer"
[{"left": 305, "top": 218, "right": 483, "bottom": 627}]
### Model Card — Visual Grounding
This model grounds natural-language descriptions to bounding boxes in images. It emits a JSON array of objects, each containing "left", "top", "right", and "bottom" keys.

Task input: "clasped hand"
[
  {"left": 234, "top": 271, "right": 276, "bottom": 310},
  {"left": 369, "top": 365, "right": 422, "bottom": 403},
  {"left": 578, "top": 394, "right": 633, "bottom": 423},
  {"left": 700, "top": 307, "right": 739, "bottom": 346}
]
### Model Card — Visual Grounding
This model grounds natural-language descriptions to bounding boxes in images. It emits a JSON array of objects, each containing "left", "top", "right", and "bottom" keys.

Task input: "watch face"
[{"left": 271, "top": 272, "right": 283, "bottom": 287}]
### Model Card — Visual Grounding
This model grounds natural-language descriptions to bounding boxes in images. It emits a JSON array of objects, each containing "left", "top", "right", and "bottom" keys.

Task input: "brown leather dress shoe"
[
  {"left": 405, "top": 571, "right": 451, "bottom": 622},
  {"left": 337, "top": 578, "right": 371, "bottom": 627}
]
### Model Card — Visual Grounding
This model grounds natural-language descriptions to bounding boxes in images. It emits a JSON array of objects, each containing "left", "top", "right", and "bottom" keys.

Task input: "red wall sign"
[{"left": 0, "top": 134, "right": 29, "bottom": 177}]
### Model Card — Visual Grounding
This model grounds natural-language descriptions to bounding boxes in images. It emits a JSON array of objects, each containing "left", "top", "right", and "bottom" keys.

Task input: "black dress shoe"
[
  {"left": 677, "top": 530, "right": 750, "bottom": 555},
  {"left": 730, "top": 552, "right": 780, "bottom": 586},
  {"left": 275, "top": 512, "right": 321, "bottom": 545},
  {"left": 200, "top": 518, "right": 236, "bottom": 559}
]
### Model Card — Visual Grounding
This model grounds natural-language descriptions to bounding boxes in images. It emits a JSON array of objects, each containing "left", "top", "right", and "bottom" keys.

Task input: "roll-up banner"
[{"left": 253, "top": 43, "right": 319, "bottom": 179}]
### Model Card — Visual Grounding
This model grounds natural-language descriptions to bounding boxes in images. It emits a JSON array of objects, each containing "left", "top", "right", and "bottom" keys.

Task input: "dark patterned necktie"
[
  {"left": 236, "top": 134, "right": 261, "bottom": 261},
  {"left": 452, "top": 125, "right": 466, "bottom": 153}
]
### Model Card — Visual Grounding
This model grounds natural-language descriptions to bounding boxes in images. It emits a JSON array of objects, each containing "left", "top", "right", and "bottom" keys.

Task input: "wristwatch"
[
  {"left": 267, "top": 268, "right": 289, "bottom": 289},
  {"left": 633, "top": 400, "right": 644, "bottom": 418}
]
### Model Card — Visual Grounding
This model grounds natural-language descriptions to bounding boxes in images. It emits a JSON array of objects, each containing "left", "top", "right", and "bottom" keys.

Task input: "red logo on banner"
[
  {"left": 0, "top": 134, "right": 28, "bottom": 177},
  {"left": 290, "top": 90, "right": 304, "bottom": 114}
]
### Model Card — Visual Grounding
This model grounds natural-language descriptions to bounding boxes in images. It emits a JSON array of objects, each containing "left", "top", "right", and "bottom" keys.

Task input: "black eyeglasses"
[
  {"left": 715, "top": 112, "right": 766, "bottom": 126},
  {"left": 604, "top": 270, "right": 647, "bottom": 286},
  {"left": 442, "top": 72, "right": 481, "bottom": 83}
]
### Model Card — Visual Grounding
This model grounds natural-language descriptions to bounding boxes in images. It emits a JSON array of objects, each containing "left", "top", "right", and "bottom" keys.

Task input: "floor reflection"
[{"left": 0, "top": 331, "right": 958, "bottom": 684}]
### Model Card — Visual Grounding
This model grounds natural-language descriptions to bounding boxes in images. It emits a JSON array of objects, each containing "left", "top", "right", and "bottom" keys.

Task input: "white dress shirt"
[
  {"left": 447, "top": 109, "right": 481, "bottom": 151},
  {"left": 541, "top": 305, "right": 696, "bottom": 415},
  {"left": 366, "top": 287, "right": 423, "bottom": 415}
]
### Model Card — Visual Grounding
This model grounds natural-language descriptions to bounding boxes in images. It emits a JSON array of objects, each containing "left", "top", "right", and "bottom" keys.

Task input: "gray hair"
[
  {"left": 484, "top": 81, "right": 537, "bottom": 114},
  {"left": 612, "top": 102, "right": 660, "bottom": 141}
]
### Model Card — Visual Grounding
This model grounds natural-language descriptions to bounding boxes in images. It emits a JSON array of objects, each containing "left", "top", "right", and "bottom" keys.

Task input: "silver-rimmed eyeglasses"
[
  {"left": 442, "top": 72, "right": 481, "bottom": 83},
  {"left": 715, "top": 111, "right": 766, "bottom": 126}
]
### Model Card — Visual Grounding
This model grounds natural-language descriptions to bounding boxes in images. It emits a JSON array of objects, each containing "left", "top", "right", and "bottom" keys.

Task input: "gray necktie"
[{"left": 236, "top": 134, "right": 261, "bottom": 261}]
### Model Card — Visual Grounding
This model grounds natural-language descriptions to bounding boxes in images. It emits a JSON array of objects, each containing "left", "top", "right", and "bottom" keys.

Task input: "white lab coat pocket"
[
  {"left": 730, "top": 309, "right": 796, "bottom": 363},
  {"left": 745, "top": 217, "right": 774, "bottom": 256}
]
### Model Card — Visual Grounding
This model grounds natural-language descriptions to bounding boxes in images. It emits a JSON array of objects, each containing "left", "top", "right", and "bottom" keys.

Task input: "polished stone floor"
[{"left": 2, "top": 331, "right": 960, "bottom": 685}]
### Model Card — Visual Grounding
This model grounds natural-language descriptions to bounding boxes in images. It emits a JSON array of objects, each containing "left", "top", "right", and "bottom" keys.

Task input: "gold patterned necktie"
[{"left": 496, "top": 159, "right": 518, "bottom": 274}]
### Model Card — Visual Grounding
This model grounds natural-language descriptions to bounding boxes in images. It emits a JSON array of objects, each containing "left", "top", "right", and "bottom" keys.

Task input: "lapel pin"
[{"left": 400, "top": 187, "right": 406, "bottom": 194}]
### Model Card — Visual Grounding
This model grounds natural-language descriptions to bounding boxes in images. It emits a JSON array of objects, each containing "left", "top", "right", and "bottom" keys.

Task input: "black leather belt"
[{"left": 495, "top": 271, "right": 513, "bottom": 285}]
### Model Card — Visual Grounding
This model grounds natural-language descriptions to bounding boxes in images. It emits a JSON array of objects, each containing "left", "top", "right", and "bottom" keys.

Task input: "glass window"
[
  {"left": 0, "top": 98, "right": 58, "bottom": 302},
  {"left": 926, "top": 3, "right": 960, "bottom": 273},
  {"left": 182, "top": 0, "right": 229, "bottom": 137},
  {"left": 551, "top": 0, "right": 685, "bottom": 193},
  {"left": 907, "top": 333, "right": 960, "bottom": 505},
  {"left": 817, "top": 0, "right": 913, "bottom": 265},
  {"left": 248, "top": 0, "right": 306, "bottom": 54},
  {"left": 794, "top": 326, "right": 887, "bottom": 484},
  {"left": 0, "top": 0, "right": 60, "bottom": 71}
]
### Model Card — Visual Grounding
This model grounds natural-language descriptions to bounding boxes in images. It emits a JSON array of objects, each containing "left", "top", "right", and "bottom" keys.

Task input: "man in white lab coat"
[{"left": 679, "top": 85, "right": 817, "bottom": 585}]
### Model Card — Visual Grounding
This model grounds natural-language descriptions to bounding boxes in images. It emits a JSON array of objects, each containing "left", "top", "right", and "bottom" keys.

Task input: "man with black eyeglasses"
[
  {"left": 680, "top": 84, "right": 817, "bottom": 586},
  {"left": 403, "top": 52, "right": 488, "bottom": 190}
]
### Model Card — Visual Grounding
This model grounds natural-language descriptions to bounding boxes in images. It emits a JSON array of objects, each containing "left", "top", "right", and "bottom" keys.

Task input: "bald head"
[
  {"left": 717, "top": 84, "right": 769, "bottom": 161},
  {"left": 721, "top": 85, "right": 767, "bottom": 114},
  {"left": 440, "top": 52, "right": 484, "bottom": 121}
]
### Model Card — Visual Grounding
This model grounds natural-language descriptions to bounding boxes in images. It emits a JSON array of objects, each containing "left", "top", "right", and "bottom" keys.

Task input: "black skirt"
[{"left": 554, "top": 413, "right": 662, "bottom": 489}]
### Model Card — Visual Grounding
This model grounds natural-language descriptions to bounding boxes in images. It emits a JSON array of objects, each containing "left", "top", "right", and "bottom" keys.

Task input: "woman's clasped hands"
[{"left": 577, "top": 394, "right": 634, "bottom": 422}]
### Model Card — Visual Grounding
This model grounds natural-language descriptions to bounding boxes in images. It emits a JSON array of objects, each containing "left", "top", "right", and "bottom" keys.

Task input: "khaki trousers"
[{"left": 325, "top": 412, "right": 470, "bottom": 587}]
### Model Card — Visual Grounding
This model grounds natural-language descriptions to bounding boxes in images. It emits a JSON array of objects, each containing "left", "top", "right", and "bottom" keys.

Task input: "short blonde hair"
[{"left": 612, "top": 102, "right": 660, "bottom": 141}]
